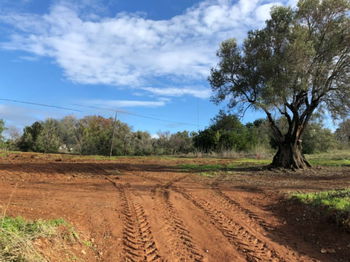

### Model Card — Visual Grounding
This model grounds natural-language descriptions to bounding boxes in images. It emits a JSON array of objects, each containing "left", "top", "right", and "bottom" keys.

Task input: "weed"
[{"left": 0, "top": 216, "right": 76, "bottom": 261}]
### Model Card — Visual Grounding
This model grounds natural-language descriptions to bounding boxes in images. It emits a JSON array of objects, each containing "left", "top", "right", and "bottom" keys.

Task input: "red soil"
[{"left": 0, "top": 152, "right": 349, "bottom": 261}]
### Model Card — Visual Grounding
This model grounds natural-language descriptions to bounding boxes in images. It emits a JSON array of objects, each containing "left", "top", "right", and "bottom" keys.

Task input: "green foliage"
[
  {"left": 17, "top": 122, "right": 43, "bottom": 152},
  {"left": 0, "top": 216, "right": 69, "bottom": 261},
  {"left": 79, "top": 116, "right": 115, "bottom": 156},
  {"left": 209, "top": 0, "right": 350, "bottom": 168},
  {"left": 291, "top": 189, "right": 350, "bottom": 229},
  {"left": 193, "top": 111, "right": 271, "bottom": 153},
  {"left": 0, "top": 120, "right": 5, "bottom": 149},
  {"left": 307, "top": 150, "right": 350, "bottom": 166},
  {"left": 293, "top": 189, "right": 350, "bottom": 212},
  {"left": 36, "top": 119, "right": 62, "bottom": 153},
  {"left": 335, "top": 119, "right": 350, "bottom": 148},
  {"left": 302, "top": 122, "right": 338, "bottom": 153},
  {"left": 9, "top": 112, "right": 343, "bottom": 157}
]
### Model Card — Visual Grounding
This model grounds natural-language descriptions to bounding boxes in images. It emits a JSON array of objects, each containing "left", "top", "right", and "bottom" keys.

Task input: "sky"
[{"left": 0, "top": 0, "right": 300, "bottom": 136}]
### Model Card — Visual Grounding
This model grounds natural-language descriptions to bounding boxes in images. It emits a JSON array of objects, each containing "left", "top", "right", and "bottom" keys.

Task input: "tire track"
[
  {"left": 210, "top": 186, "right": 274, "bottom": 232},
  {"left": 171, "top": 185, "right": 285, "bottom": 262},
  {"left": 106, "top": 177, "right": 162, "bottom": 262},
  {"left": 180, "top": 173, "right": 273, "bottom": 231},
  {"left": 151, "top": 180, "right": 204, "bottom": 262}
]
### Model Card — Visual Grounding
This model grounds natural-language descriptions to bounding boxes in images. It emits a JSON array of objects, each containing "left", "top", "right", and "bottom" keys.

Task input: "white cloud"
[
  {"left": 0, "top": 0, "right": 288, "bottom": 94},
  {"left": 255, "top": 2, "right": 282, "bottom": 22},
  {"left": 0, "top": 103, "right": 68, "bottom": 128},
  {"left": 142, "top": 87, "right": 211, "bottom": 99},
  {"left": 85, "top": 99, "right": 167, "bottom": 108}
]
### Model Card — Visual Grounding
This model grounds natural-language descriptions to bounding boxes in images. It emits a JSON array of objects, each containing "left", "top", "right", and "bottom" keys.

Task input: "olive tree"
[{"left": 209, "top": 0, "right": 350, "bottom": 169}]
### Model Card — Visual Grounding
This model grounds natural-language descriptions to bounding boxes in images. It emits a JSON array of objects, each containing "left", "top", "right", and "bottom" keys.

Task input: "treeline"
[
  {"left": 1, "top": 116, "right": 195, "bottom": 155},
  {"left": 0, "top": 113, "right": 349, "bottom": 156}
]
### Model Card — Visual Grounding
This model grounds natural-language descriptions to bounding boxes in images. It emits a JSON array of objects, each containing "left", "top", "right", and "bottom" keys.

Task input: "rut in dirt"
[
  {"left": 151, "top": 177, "right": 204, "bottom": 262},
  {"left": 106, "top": 177, "right": 162, "bottom": 262},
  {"left": 132, "top": 172, "right": 282, "bottom": 261},
  {"left": 171, "top": 185, "right": 285, "bottom": 262},
  {"left": 209, "top": 180, "right": 274, "bottom": 232}
]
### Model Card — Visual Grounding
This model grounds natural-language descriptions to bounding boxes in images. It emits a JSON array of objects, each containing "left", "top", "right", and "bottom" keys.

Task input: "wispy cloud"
[
  {"left": 0, "top": 0, "right": 292, "bottom": 95},
  {"left": 142, "top": 87, "right": 211, "bottom": 99},
  {"left": 0, "top": 103, "right": 68, "bottom": 128},
  {"left": 85, "top": 99, "right": 167, "bottom": 108}
]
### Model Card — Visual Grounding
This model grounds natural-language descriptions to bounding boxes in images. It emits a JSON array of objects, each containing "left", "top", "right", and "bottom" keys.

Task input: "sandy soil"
[{"left": 0, "top": 152, "right": 349, "bottom": 261}]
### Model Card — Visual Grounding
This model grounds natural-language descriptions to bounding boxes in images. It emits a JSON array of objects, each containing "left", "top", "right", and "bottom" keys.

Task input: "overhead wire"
[
  {"left": 0, "top": 98, "right": 82, "bottom": 112},
  {"left": 72, "top": 103, "right": 199, "bottom": 127},
  {"left": 0, "top": 98, "right": 201, "bottom": 127}
]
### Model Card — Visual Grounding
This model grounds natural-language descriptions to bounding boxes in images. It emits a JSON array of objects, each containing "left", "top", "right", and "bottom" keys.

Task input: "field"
[{"left": 0, "top": 152, "right": 349, "bottom": 261}]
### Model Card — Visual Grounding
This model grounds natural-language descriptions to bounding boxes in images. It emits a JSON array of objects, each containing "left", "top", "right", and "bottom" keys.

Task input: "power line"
[
  {"left": 72, "top": 103, "right": 199, "bottom": 127},
  {"left": 0, "top": 98, "right": 82, "bottom": 112},
  {"left": 0, "top": 98, "right": 201, "bottom": 127}
]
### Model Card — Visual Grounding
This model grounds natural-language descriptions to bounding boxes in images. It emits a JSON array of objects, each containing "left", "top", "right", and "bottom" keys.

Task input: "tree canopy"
[{"left": 209, "top": 0, "right": 350, "bottom": 169}]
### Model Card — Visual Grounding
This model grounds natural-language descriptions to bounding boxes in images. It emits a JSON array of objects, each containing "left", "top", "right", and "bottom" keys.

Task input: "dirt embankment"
[{"left": 0, "top": 153, "right": 349, "bottom": 261}]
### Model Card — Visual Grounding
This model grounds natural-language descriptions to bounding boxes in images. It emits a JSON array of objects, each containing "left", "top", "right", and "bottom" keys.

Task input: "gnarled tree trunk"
[{"left": 271, "top": 140, "right": 311, "bottom": 169}]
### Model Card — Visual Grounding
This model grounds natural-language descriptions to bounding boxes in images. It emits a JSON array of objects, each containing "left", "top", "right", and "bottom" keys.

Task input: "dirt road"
[{"left": 0, "top": 154, "right": 349, "bottom": 261}]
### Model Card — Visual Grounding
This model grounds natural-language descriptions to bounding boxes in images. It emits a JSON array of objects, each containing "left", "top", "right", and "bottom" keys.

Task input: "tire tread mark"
[
  {"left": 172, "top": 186, "right": 285, "bottom": 262},
  {"left": 153, "top": 182, "right": 203, "bottom": 262},
  {"left": 106, "top": 177, "right": 162, "bottom": 262},
  {"left": 211, "top": 188, "right": 274, "bottom": 231}
]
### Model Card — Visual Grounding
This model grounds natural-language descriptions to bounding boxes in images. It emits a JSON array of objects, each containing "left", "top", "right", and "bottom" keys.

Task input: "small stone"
[{"left": 320, "top": 248, "right": 336, "bottom": 254}]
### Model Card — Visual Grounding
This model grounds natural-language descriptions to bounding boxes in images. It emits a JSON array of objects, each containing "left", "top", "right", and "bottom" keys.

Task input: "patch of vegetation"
[
  {"left": 178, "top": 163, "right": 224, "bottom": 171},
  {"left": 291, "top": 189, "right": 350, "bottom": 230},
  {"left": 197, "top": 171, "right": 218, "bottom": 178},
  {"left": 178, "top": 159, "right": 269, "bottom": 172},
  {"left": 306, "top": 150, "right": 350, "bottom": 166},
  {"left": 0, "top": 216, "right": 76, "bottom": 261}
]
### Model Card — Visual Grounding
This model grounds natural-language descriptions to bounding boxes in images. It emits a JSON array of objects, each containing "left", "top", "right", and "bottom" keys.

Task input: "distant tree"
[
  {"left": 193, "top": 129, "right": 219, "bottom": 153},
  {"left": 209, "top": 0, "right": 350, "bottom": 168},
  {"left": 168, "top": 131, "right": 194, "bottom": 154},
  {"left": 245, "top": 119, "right": 271, "bottom": 150},
  {"left": 17, "top": 121, "right": 43, "bottom": 152},
  {"left": 193, "top": 111, "right": 250, "bottom": 152},
  {"left": 58, "top": 116, "right": 80, "bottom": 153},
  {"left": 0, "top": 120, "right": 5, "bottom": 148},
  {"left": 153, "top": 131, "right": 172, "bottom": 155},
  {"left": 302, "top": 122, "right": 338, "bottom": 153},
  {"left": 36, "top": 119, "right": 61, "bottom": 153},
  {"left": 131, "top": 131, "right": 153, "bottom": 155},
  {"left": 5, "top": 126, "right": 21, "bottom": 150},
  {"left": 79, "top": 116, "right": 113, "bottom": 156},
  {"left": 335, "top": 119, "right": 350, "bottom": 147}
]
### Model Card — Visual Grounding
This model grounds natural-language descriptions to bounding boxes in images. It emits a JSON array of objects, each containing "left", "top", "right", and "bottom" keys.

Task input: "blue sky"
[{"left": 0, "top": 0, "right": 299, "bottom": 135}]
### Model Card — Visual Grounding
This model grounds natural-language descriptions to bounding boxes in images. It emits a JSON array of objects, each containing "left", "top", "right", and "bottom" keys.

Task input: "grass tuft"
[{"left": 0, "top": 216, "right": 73, "bottom": 262}]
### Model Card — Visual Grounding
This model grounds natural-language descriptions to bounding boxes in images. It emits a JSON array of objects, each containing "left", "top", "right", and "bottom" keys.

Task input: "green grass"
[
  {"left": 0, "top": 216, "right": 74, "bottom": 262},
  {"left": 291, "top": 189, "right": 350, "bottom": 230},
  {"left": 178, "top": 159, "right": 270, "bottom": 172},
  {"left": 306, "top": 150, "right": 350, "bottom": 166},
  {"left": 292, "top": 189, "right": 350, "bottom": 212},
  {"left": 308, "top": 159, "right": 350, "bottom": 166}
]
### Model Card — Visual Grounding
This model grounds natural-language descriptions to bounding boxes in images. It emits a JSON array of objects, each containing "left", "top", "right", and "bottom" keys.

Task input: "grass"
[
  {"left": 306, "top": 150, "right": 350, "bottom": 166},
  {"left": 2, "top": 148, "right": 350, "bottom": 167},
  {"left": 291, "top": 189, "right": 350, "bottom": 230},
  {"left": 0, "top": 216, "right": 76, "bottom": 262},
  {"left": 178, "top": 159, "right": 270, "bottom": 172}
]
